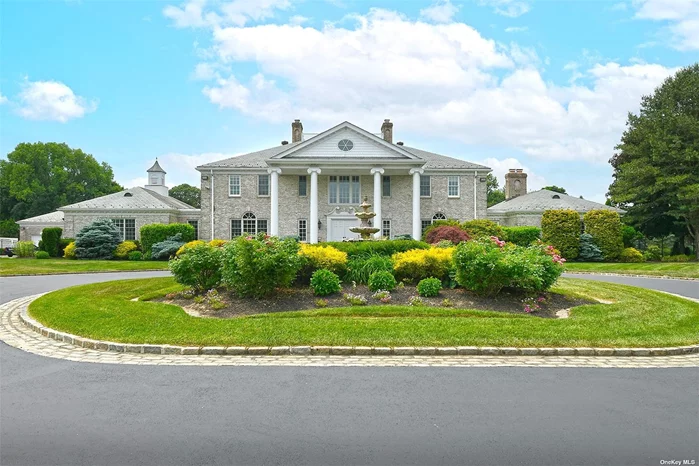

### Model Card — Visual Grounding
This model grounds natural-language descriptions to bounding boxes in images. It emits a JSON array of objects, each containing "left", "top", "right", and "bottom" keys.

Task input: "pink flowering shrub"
[{"left": 453, "top": 237, "right": 565, "bottom": 296}]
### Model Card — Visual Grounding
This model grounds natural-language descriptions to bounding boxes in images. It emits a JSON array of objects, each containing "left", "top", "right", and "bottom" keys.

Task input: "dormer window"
[
  {"left": 124, "top": 192, "right": 133, "bottom": 197},
  {"left": 552, "top": 194, "right": 560, "bottom": 199}
]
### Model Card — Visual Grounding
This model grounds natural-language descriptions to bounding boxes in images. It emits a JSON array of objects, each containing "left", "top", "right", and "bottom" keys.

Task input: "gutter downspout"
[
  {"left": 473, "top": 172, "right": 478, "bottom": 220},
  {"left": 210, "top": 169, "right": 215, "bottom": 240}
]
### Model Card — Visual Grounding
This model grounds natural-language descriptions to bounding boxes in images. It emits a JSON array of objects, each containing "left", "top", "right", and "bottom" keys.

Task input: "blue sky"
[{"left": 1, "top": 0, "right": 697, "bottom": 202}]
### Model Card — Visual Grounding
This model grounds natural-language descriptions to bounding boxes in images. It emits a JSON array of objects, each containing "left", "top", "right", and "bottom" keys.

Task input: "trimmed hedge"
[
  {"left": 583, "top": 210, "right": 624, "bottom": 261},
  {"left": 502, "top": 226, "right": 540, "bottom": 246},
  {"left": 324, "top": 239, "right": 430, "bottom": 257},
  {"left": 40, "top": 227, "right": 63, "bottom": 257},
  {"left": 460, "top": 219, "right": 505, "bottom": 239},
  {"left": 541, "top": 209, "right": 580, "bottom": 260},
  {"left": 140, "top": 223, "right": 195, "bottom": 256}
]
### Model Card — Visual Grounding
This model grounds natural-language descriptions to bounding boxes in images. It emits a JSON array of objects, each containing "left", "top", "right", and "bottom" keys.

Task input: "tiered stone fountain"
[{"left": 350, "top": 197, "right": 380, "bottom": 240}]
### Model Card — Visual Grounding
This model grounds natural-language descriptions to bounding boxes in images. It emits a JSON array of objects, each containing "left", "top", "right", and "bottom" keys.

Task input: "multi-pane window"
[
  {"left": 329, "top": 175, "right": 360, "bottom": 204},
  {"left": 258, "top": 175, "right": 270, "bottom": 196},
  {"left": 448, "top": 176, "right": 460, "bottom": 197},
  {"left": 382, "top": 219, "right": 391, "bottom": 238},
  {"left": 433, "top": 212, "right": 447, "bottom": 221},
  {"left": 188, "top": 220, "right": 199, "bottom": 240},
  {"left": 382, "top": 176, "right": 391, "bottom": 197},
  {"left": 111, "top": 219, "right": 136, "bottom": 241},
  {"left": 229, "top": 175, "right": 241, "bottom": 196},
  {"left": 420, "top": 175, "right": 431, "bottom": 197},
  {"left": 421, "top": 213, "right": 447, "bottom": 233},
  {"left": 298, "top": 176, "right": 307, "bottom": 197},
  {"left": 421, "top": 220, "right": 432, "bottom": 233},
  {"left": 298, "top": 219, "right": 307, "bottom": 242},
  {"left": 232, "top": 213, "right": 268, "bottom": 238}
]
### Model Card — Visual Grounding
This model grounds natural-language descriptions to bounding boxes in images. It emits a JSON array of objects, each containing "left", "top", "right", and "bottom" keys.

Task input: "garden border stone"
[{"left": 18, "top": 299, "right": 699, "bottom": 358}]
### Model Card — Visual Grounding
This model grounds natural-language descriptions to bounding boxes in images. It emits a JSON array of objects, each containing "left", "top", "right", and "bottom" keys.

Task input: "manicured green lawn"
[
  {"left": 0, "top": 258, "right": 170, "bottom": 276},
  {"left": 28, "top": 277, "right": 699, "bottom": 348},
  {"left": 565, "top": 262, "right": 699, "bottom": 279}
]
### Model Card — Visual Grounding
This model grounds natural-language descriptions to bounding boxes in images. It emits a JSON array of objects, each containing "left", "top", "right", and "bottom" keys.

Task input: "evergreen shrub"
[
  {"left": 643, "top": 245, "right": 662, "bottom": 261},
  {"left": 325, "top": 239, "right": 429, "bottom": 257},
  {"left": 541, "top": 209, "right": 581, "bottom": 260},
  {"left": 140, "top": 223, "right": 195, "bottom": 256},
  {"left": 392, "top": 247, "right": 454, "bottom": 282},
  {"left": 368, "top": 270, "right": 397, "bottom": 292},
  {"left": 75, "top": 219, "right": 122, "bottom": 259},
  {"left": 502, "top": 226, "right": 541, "bottom": 246},
  {"left": 35, "top": 251, "right": 50, "bottom": 259},
  {"left": 461, "top": 219, "right": 505, "bottom": 239},
  {"left": 114, "top": 241, "right": 139, "bottom": 259},
  {"left": 417, "top": 277, "right": 441, "bottom": 297},
  {"left": 128, "top": 251, "right": 143, "bottom": 261},
  {"left": 578, "top": 233, "right": 604, "bottom": 262},
  {"left": 583, "top": 210, "right": 624, "bottom": 261},
  {"left": 63, "top": 241, "right": 77, "bottom": 259},
  {"left": 619, "top": 247, "right": 644, "bottom": 263},
  {"left": 40, "top": 227, "right": 63, "bottom": 257},
  {"left": 58, "top": 238, "right": 74, "bottom": 258},
  {"left": 298, "top": 244, "right": 348, "bottom": 283},
  {"left": 151, "top": 234, "right": 186, "bottom": 260}
]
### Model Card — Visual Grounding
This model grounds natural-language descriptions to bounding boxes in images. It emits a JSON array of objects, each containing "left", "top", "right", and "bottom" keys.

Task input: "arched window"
[
  {"left": 231, "top": 212, "right": 268, "bottom": 238},
  {"left": 552, "top": 194, "right": 561, "bottom": 199},
  {"left": 433, "top": 212, "right": 447, "bottom": 221}
]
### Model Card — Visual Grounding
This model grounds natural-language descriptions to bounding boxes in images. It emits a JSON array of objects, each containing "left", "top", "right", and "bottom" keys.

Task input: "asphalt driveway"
[{"left": 1, "top": 272, "right": 697, "bottom": 466}]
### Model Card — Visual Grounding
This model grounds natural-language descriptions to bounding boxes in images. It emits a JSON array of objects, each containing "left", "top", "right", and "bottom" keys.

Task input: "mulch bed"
[{"left": 161, "top": 284, "right": 593, "bottom": 319}]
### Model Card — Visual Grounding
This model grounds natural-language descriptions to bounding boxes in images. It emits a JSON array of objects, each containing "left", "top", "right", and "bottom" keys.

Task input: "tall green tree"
[
  {"left": 0, "top": 142, "right": 122, "bottom": 221},
  {"left": 542, "top": 185, "right": 567, "bottom": 194},
  {"left": 169, "top": 183, "right": 201, "bottom": 208},
  {"left": 486, "top": 173, "right": 505, "bottom": 207},
  {"left": 609, "top": 64, "right": 699, "bottom": 258}
]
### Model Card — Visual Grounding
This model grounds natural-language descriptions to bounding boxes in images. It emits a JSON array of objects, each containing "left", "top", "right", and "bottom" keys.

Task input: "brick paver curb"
[
  {"left": 13, "top": 294, "right": 699, "bottom": 358},
  {"left": 565, "top": 271, "right": 699, "bottom": 281}
]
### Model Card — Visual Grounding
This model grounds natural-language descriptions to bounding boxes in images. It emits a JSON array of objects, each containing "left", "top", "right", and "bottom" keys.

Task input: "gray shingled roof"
[
  {"left": 60, "top": 187, "right": 197, "bottom": 211},
  {"left": 197, "top": 142, "right": 489, "bottom": 170},
  {"left": 17, "top": 210, "right": 64, "bottom": 224},
  {"left": 488, "top": 189, "right": 624, "bottom": 213}
]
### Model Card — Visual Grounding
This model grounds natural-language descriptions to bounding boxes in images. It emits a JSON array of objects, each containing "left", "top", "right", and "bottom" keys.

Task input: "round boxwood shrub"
[
  {"left": 417, "top": 277, "right": 441, "bottom": 297},
  {"left": 310, "top": 269, "right": 342, "bottom": 296},
  {"left": 128, "top": 251, "right": 143, "bottom": 261},
  {"left": 583, "top": 210, "right": 624, "bottom": 261},
  {"left": 425, "top": 225, "right": 470, "bottom": 245},
  {"left": 368, "top": 270, "right": 397, "bottom": 292},
  {"left": 620, "top": 247, "right": 644, "bottom": 263},
  {"left": 35, "top": 251, "right": 50, "bottom": 259},
  {"left": 75, "top": 219, "right": 122, "bottom": 259},
  {"left": 169, "top": 243, "right": 224, "bottom": 292},
  {"left": 541, "top": 209, "right": 580, "bottom": 260}
]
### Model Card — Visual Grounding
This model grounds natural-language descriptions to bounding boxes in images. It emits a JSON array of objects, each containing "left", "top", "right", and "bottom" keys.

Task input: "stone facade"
[
  {"left": 199, "top": 172, "right": 488, "bottom": 241},
  {"left": 488, "top": 212, "right": 544, "bottom": 227},
  {"left": 62, "top": 212, "right": 173, "bottom": 239}
]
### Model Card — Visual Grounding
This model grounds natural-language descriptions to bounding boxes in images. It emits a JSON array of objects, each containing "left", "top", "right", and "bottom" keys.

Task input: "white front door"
[{"left": 327, "top": 217, "right": 359, "bottom": 242}]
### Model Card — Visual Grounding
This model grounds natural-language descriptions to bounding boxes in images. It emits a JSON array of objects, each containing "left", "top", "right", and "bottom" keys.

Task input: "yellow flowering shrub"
[
  {"left": 176, "top": 240, "right": 205, "bottom": 256},
  {"left": 208, "top": 239, "right": 227, "bottom": 248},
  {"left": 298, "top": 244, "right": 348, "bottom": 282},
  {"left": 63, "top": 241, "right": 77, "bottom": 259},
  {"left": 114, "top": 241, "right": 139, "bottom": 259},
  {"left": 392, "top": 247, "right": 455, "bottom": 282}
]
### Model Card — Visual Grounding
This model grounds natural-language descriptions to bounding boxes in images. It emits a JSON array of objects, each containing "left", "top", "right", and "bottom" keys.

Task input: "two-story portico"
[{"left": 197, "top": 120, "right": 490, "bottom": 243}]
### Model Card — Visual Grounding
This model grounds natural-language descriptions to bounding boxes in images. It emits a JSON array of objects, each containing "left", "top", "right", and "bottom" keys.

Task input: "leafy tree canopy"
[
  {"left": 169, "top": 183, "right": 201, "bottom": 208},
  {"left": 486, "top": 173, "right": 505, "bottom": 207},
  {"left": 542, "top": 185, "right": 567, "bottom": 194},
  {"left": 0, "top": 142, "right": 122, "bottom": 221},
  {"left": 608, "top": 63, "right": 699, "bottom": 257}
]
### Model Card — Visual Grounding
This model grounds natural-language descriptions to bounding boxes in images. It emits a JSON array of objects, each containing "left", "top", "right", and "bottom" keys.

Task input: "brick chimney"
[
  {"left": 505, "top": 168, "right": 527, "bottom": 200},
  {"left": 381, "top": 119, "right": 393, "bottom": 143},
  {"left": 291, "top": 119, "right": 303, "bottom": 143}
]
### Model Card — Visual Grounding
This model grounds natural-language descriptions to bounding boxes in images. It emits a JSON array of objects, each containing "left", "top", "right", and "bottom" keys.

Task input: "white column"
[
  {"left": 370, "top": 168, "right": 384, "bottom": 238},
  {"left": 268, "top": 168, "right": 282, "bottom": 236},
  {"left": 410, "top": 168, "right": 424, "bottom": 240},
  {"left": 308, "top": 168, "right": 321, "bottom": 244}
]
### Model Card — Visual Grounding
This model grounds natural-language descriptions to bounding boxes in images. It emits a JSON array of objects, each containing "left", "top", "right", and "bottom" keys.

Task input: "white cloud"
[
  {"left": 163, "top": 0, "right": 209, "bottom": 28},
  {"left": 121, "top": 152, "right": 237, "bottom": 188},
  {"left": 481, "top": 157, "right": 547, "bottom": 191},
  {"left": 479, "top": 0, "right": 531, "bottom": 17},
  {"left": 420, "top": 0, "right": 459, "bottom": 23},
  {"left": 164, "top": 0, "right": 291, "bottom": 28},
  {"left": 505, "top": 26, "right": 528, "bottom": 33},
  {"left": 17, "top": 79, "right": 97, "bottom": 122},
  {"left": 633, "top": 0, "right": 699, "bottom": 50},
  {"left": 610, "top": 2, "right": 628, "bottom": 11},
  {"left": 168, "top": 6, "right": 677, "bottom": 165},
  {"left": 0, "top": 92, "right": 7, "bottom": 105},
  {"left": 289, "top": 15, "right": 309, "bottom": 26}
]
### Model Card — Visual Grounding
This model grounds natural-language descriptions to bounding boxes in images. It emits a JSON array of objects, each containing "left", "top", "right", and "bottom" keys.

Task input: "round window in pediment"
[{"left": 338, "top": 139, "right": 354, "bottom": 151}]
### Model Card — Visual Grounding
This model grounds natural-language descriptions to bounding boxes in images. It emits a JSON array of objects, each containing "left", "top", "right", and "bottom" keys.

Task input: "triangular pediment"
[{"left": 270, "top": 122, "right": 421, "bottom": 161}]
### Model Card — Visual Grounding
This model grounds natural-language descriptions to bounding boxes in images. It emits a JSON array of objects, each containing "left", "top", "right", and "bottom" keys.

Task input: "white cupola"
[{"left": 144, "top": 159, "right": 169, "bottom": 197}]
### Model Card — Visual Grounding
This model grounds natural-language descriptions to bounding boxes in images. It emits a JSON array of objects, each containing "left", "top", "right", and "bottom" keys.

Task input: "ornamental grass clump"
[
  {"left": 392, "top": 247, "right": 454, "bottom": 282},
  {"left": 14, "top": 241, "right": 36, "bottom": 258},
  {"left": 310, "top": 269, "right": 342, "bottom": 296},
  {"left": 344, "top": 253, "right": 393, "bottom": 284},
  {"left": 221, "top": 233, "right": 302, "bottom": 298},
  {"left": 169, "top": 242, "right": 224, "bottom": 293},
  {"left": 417, "top": 277, "right": 442, "bottom": 297},
  {"left": 453, "top": 237, "right": 565, "bottom": 297},
  {"left": 368, "top": 270, "right": 397, "bottom": 292}
]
